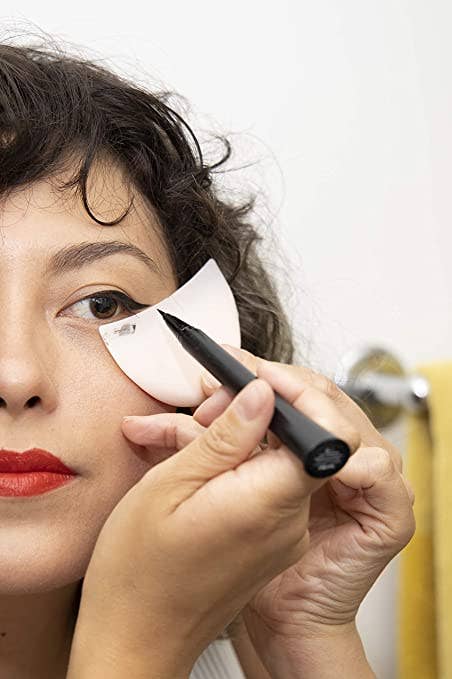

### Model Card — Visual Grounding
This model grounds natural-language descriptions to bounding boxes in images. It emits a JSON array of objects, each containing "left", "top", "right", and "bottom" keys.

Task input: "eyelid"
[
  {"left": 60, "top": 289, "right": 151, "bottom": 317},
  {"left": 89, "top": 290, "right": 151, "bottom": 310}
]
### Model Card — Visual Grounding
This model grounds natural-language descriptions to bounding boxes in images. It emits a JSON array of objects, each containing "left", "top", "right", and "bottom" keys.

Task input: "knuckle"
[
  {"left": 163, "top": 421, "right": 178, "bottom": 451},
  {"left": 201, "top": 417, "right": 240, "bottom": 459},
  {"left": 323, "top": 375, "right": 345, "bottom": 402},
  {"left": 298, "top": 366, "right": 326, "bottom": 388},
  {"left": 367, "top": 446, "right": 396, "bottom": 478},
  {"left": 303, "top": 369, "right": 349, "bottom": 403}
]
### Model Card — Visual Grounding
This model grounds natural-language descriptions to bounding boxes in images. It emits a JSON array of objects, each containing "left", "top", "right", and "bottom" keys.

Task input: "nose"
[{"left": 0, "top": 324, "right": 58, "bottom": 418}]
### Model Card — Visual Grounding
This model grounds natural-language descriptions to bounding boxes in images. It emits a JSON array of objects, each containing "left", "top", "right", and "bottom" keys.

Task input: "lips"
[{"left": 0, "top": 448, "right": 76, "bottom": 474}]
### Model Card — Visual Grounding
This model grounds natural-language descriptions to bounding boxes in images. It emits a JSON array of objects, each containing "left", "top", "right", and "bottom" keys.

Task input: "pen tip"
[{"left": 156, "top": 308, "right": 188, "bottom": 334}]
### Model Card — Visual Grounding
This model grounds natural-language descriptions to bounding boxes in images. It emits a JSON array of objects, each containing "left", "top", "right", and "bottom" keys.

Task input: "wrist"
[
  {"left": 254, "top": 621, "right": 376, "bottom": 679},
  {"left": 66, "top": 590, "right": 194, "bottom": 679}
]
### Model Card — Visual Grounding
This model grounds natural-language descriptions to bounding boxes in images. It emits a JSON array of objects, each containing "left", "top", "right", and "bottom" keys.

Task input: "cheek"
[
  {"left": 65, "top": 345, "right": 171, "bottom": 454},
  {"left": 54, "top": 329, "right": 172, "bottom": 501},
  {"left": 60, "top": 323, "right": 174, "bottom": 416},
  {"left": 0, "top": 328, "right": 179, "bottom": 596}
]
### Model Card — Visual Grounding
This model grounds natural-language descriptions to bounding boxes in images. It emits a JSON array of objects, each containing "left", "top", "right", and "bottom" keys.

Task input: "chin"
[{"left": 0, "top": 545, "right": 88, "bottom": 595}]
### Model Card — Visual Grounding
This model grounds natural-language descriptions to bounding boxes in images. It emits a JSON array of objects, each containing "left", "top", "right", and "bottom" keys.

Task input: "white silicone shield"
[{"left": 98, "top": 258, "right": 241, "bottom": 406}]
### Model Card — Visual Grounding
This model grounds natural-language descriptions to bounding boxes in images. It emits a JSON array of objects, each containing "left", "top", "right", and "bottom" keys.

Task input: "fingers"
[
  {"left": 194, "top": 386, "right": 284, "bottom": 448},
  {"left": 166, "top": 379, "right": 276, "bottom": 492},
  {"left": 139, "top": 377, "right": 330, "bottom": 507},
  {"left": 124, "top": 379, "right": 284, "bottom": 508},
  {"left": 289, "top": 382, "right": 361, "bottom": 455},
  {"left": 210, "top": 345, "right": 402, "bottom": 473},
  {"left": 201, "top": 348, "right": 361, "bottom": 458},
  {"left": 328, "top": 446, "right": 416, "bottom": 547},
  {"left": 123, "top": 412, "right": 205, "bottom": 451},
  {"left": 194, "top": 386, "right": 234, "bottom": 425},
  {"left": 123, "top": 346, "right": 407, "bottom": 510},
  {"left": 125, "top": 347, "right": 362, "bottom": 468}
]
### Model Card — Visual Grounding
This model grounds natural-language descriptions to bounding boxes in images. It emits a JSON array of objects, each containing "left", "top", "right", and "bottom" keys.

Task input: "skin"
[
  {"left": 111, "top": 347, "right": 415, "bottom": 677},
  {"left": 0, "top": 161, "right": 180, "bottom": 679},
  {"left": 195, "top": 350, "right": 416, "bottom": 676},
  {"left": 0, "top": 158, "right": 416, "bottom": 679},
  {"left": 64, "top": 327, "right": 414, "bottom": 678}
]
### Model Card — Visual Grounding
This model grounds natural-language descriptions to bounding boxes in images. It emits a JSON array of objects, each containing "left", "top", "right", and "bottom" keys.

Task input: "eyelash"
[{"left": 62, "top": 290, "right": 150, "bottom": 322}]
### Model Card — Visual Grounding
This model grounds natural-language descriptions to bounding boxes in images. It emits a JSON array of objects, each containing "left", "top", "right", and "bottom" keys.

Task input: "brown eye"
[
  {"left": 89, "top": 295, "right": 119, "bottom": 319},
  {"left": 61, "top": 290, "right": 150, "bottom": 322}
]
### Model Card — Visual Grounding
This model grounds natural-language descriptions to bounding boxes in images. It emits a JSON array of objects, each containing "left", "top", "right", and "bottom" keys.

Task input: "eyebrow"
[{"left": 45, "top": 241, "right": 160, "bottom": 277}]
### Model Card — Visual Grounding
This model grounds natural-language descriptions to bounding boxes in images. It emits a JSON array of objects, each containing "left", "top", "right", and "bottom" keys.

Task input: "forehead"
[{"left": 0, "top": 159, "right": 176, "bottom": 283}]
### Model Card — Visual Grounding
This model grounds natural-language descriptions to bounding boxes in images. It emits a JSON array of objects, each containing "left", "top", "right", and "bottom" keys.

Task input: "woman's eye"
[{"left": 61, "top": 290, "right": 150, "bottom": 322}]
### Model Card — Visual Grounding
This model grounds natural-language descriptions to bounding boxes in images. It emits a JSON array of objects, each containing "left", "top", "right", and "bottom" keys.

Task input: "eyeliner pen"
[{"left": 157, "top": 309, "right": 350, "bottom": 478}]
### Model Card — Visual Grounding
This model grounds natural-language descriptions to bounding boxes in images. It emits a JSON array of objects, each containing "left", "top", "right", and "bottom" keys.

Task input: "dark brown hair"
[
  {"left": 0, "top": 34, "right": 301, "bottom": 644},
  {"left": 0, "top": 37, "right": 298, "bottom": 364}
]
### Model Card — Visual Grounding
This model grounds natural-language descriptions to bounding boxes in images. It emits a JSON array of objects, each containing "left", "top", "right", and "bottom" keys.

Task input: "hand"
[
  {"left": 70, "top": 351, "right": 360, "bottom": 676},
  {"left": 125, "top": 345, "right": 416, "bottom": 676}
]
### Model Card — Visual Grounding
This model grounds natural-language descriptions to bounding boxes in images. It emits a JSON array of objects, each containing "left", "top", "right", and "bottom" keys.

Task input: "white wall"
[{"left": 2, "top": 3, "right": 450, "bottom": 676}]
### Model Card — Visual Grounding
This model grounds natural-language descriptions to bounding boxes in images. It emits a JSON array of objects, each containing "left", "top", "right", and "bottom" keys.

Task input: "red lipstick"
[{"left": 0, "top": 448, "right": 77, "bottom": 497}]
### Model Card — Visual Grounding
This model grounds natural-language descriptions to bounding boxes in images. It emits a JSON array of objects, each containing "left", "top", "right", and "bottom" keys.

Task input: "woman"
[{"left": 0, "top": 39, "right": 415, "bottom": 678}]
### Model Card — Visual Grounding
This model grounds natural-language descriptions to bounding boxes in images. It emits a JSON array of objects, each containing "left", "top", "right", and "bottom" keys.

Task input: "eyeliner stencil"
[{"left": 98, "top": 259, "right": 241, "bottom": 406}]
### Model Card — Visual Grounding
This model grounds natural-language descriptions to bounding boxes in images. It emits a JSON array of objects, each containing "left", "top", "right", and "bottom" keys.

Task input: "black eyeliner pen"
[{"left": 157, "top": 309, "right": 350, "bottom": 478}]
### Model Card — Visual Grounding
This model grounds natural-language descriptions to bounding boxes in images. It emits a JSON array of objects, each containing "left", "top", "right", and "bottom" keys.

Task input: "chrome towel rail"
[{"left": 335, "top": 347, "right": 429, "bottom": 429}]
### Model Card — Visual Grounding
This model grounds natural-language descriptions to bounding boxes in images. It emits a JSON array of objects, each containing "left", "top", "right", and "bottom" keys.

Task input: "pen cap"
[
  {"left": 271, "top": 394, "right": 350, "bottom": 477},
  {"left": 163, "top": 319, "right": 351, "bottom": 478}
]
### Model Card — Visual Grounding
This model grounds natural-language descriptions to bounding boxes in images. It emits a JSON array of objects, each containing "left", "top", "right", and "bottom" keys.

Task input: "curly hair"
[
  {"left": 0, "top": 34, "right": 301, "bottom": 645},
  {"left": 0, "top": 37, "right": 298, "bottom": 362}
]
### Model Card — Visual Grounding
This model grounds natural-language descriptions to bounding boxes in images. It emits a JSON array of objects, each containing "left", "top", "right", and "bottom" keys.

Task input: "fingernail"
[
  {"left": 122, "top": 416, "right": 146, "bottom": 427},
  {"left": 234, "top": 379, "right": 269, "bottom": 421}
]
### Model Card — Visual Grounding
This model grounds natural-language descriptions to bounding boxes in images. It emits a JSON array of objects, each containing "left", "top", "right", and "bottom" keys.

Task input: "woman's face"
[{"left": 0, "top": 164, "right": 179, "bottom": 594}]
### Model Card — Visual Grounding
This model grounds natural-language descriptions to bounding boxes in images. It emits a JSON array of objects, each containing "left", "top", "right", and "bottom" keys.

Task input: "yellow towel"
[{"left": 398, "top": 362, "right": 452, "bottom": 679}]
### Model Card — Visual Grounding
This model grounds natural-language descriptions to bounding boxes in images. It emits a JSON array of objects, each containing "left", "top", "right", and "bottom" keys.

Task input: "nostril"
[{"left": 0, "top": 396, "right": 41, "bottom": 409}]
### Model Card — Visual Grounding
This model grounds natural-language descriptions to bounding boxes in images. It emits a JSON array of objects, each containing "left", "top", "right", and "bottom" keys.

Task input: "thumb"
[{"left": 166, "top": 378, "right": 275, "bottom": 492}]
